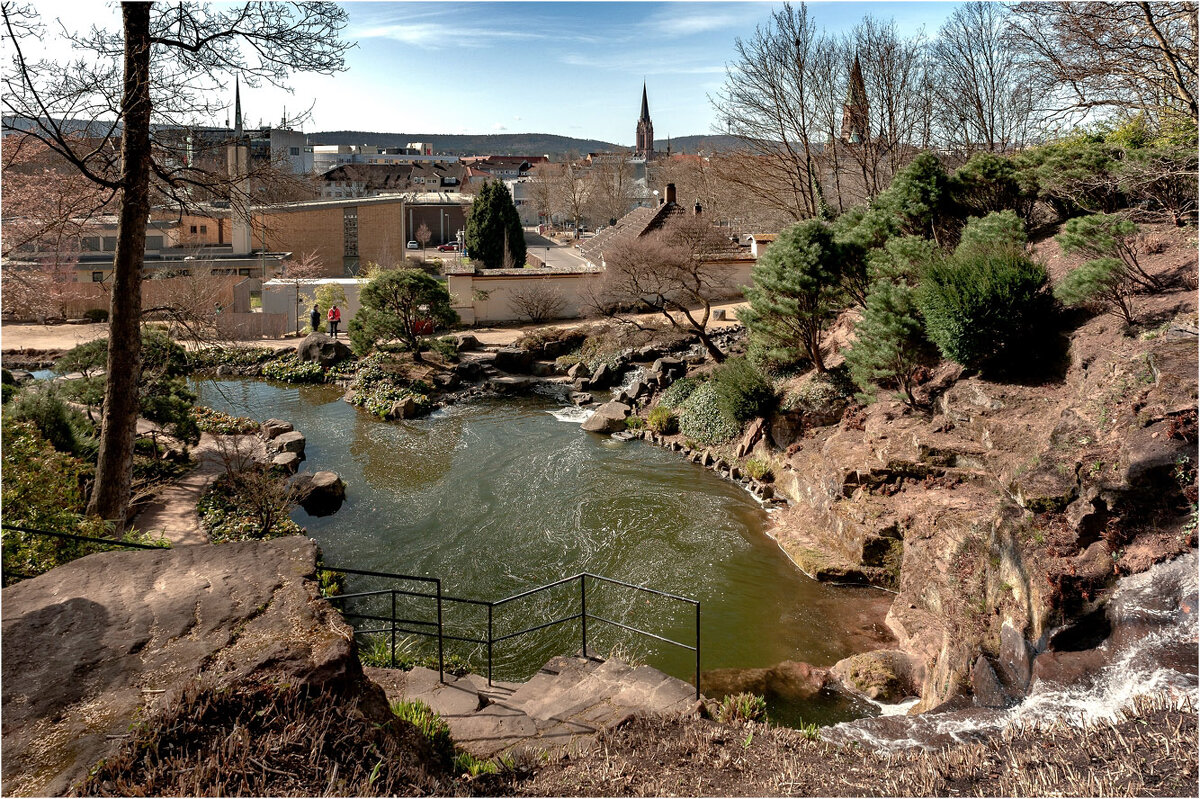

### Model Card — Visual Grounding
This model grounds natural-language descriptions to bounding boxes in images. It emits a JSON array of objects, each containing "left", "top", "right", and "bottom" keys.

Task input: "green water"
[{"left": 196, "top": 378, "right": 885, "bottom": 725}]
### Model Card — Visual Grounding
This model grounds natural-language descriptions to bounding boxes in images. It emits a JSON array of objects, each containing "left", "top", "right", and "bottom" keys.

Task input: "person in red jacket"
[{"left": 327, "top": 305, "right": 341, "bottom": 338}]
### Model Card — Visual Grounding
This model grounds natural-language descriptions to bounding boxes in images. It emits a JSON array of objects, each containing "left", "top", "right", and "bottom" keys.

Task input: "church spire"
[
  {"left": 639, "top": 81, "right": 650, "bottom": 122},
  {"left": 636, "top": 82, "right": 655, "bottom": 159},
  {"left": 233, "top": 77, "right": 243, "bottom": 137},
  {"left": 840, "top": 54, "right": 868, "bottom": 144}
]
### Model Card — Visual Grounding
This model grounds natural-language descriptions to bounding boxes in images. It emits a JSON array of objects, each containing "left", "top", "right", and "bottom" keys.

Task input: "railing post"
[
  {"left": 436, "top": 580, "right": 445, "bottom": 684},
  {"left": 390, "top": 590, "right": 397, "bottom": 668},
  {"left": 580, "top": 574, "right": 588, "bottom": 658},
  {"left": 487, "top": 604, "right": 494, "bottom": 688},
  {"left": 694, "top": 602, "right": 701, "bottom": 701}
]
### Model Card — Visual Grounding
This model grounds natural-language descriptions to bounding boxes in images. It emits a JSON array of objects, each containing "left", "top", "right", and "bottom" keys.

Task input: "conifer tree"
[
  {"left": 465, "top": 180, "right": 526, "bottom": 269},
  {"left": 845, "top": 280, "right": 937, "bottom": 406},
  {"left": 740, "top": 220, "right": 845, "bottom": 373}
]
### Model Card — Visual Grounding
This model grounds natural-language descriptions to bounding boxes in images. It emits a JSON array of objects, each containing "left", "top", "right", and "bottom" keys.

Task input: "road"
[{"left": 523, "top": 228, "right": 591, "bottom": 270}]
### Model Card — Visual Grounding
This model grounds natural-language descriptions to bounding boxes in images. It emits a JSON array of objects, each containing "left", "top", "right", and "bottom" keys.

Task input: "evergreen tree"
[
  {"left": 955, "top": 210, "right": 1028, "bottom": 257},
  {"left": 465, "top": 180, "right": 526, "bottom": 269},
  {"left": 845, "top": 280, "right": 938, "bottom": 407},
  {"left": 874, "top": 152, "right": 955, "bottom": 245},
  {"left": 740, "top": 220, "right": 845, "bottom": 374},
  {"left": 349, "top": 269, "right": 458, "bottom": 358}
]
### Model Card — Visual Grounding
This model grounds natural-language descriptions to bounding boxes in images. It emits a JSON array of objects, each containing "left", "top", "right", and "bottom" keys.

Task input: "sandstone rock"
[
  {"left": 571, "top": 392, "right": 594, "bottom": 406},
  {"left": 613, "top": 389, "right": 633, "bottom": 405},
  {"left": 589, "top": 363, "right": 613, "bottom": 389},
  {"left": 453, "top": 359, "right": 485, "bottom": 381},
  {"left": 294, "top": 471, "right": 347, "bottom": 516},
  {"left": 567, "top": 362, "right": 590, "bottom": 380},
  {"left": 296, "top": 332, "right": 352, "bottom": 368},
  {"left": 572, "top": 377, "right": 590, "bottom": 392},
  {"left": 831, "top": 650, "right": 919, "bottom": 703},
  {"left": 702, "top": 660, "right": 832, "bottom": 702},
  {"left": 272, "top": 451, "right": 301, "bottom": 474},
  {"left": 272, "top": 430, "right": 307, "bottom": 455},
  {"left": 342, "top": 390, "right": 357, "bottom": 404},
  {"left": 494, "top": 348, "right": 533, "bottom": 374},
  {"left": 261, "top": 418, "right": 294, "bottom": 439},
  {"left": 391, "top": 397, "right": 418, "bottom": 419},
  {"left": 997, "top": 620, "right": 1032, "bottom": 694},
  {"left": 634, "top": 344, "right": 666, "bottom": 361},
  {"left": 735, "top": 418, "right": 766, "bottom": 458},
  {"left": 768, "top": 410, "right": 804, "bottom": 449},
  {"left": 628, "top": 380, "right": 649, "bottom": 400},
  {"left": 488, "top": 375, "right": 537, "bottom": 394},
  {"left": 1, "top": 538, "right": 380, "bottom": 796},
  {"left": 455, "top": 333, "right": 480, "bottom": 351},
  {"left": 970, "top": 656, "right": 1010, "bottom": 708},
  {"left": 531, "top": 361, "right": 557, "bottom": 377},
  {"left": 650, "top": 357, "right": 685, "bottom": 380},
  {"left": 581, "top": 401, "right": 632, "bottom": 433}
]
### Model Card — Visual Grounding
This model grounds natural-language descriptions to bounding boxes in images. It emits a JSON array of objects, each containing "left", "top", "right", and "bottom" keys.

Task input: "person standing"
[
  {"left": 310, "top": 303, "right": 320, "bottom": 334},
  {"left": 328, "top": 305, "right": 341, "bottom": 338}
]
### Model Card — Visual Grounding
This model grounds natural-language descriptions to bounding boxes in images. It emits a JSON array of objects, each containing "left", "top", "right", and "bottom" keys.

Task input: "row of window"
[
  {"left": 81, "top": 236, "right": 166, "bottom": 252},
  {"left": 90, "top": 266, "right": 254, "bottom": 282}
]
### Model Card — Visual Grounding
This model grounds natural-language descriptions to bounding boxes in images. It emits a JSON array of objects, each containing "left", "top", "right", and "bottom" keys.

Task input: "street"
[{"left": 523, "top": 228, "right": 591, "bottom": 270}]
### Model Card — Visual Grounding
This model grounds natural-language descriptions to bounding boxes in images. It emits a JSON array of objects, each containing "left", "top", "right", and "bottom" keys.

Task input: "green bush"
[
  {"left": 917, "top": 249, "right": 1054, "bottom": 373},
  {"left": 1054, "top": 257, "right": 1137, "bottom": 327},
  {"left": 866, "top": 235, "right": 937, "bottom": 286},
  {"left": 348, "top": 352, "right": 432, "bottom": 419},
  {"left": 874, "top": 152, "right": 955, "bottom": 243},
  {"left": 624, "top": 415, "right": 646, "bottom": 431},
  {"left": 83, "top": 307, "right": 109, "bottom": 322},
  {"left": 391, "top": 700, "right": 455, "bottom": 771},
  {"left": 710, "top": 357, "right": 775, "bottom": 424},
  {"left": 191, "top": 406, "right": 260, "bottom": 435},
  {"left": 845, "top": 280, "right": 939, "bottom": 407},
  {"left": 1056, "top": 214, "right": 1160, "bottom": 290},
  {"left": 782, "top": 366, "right": 856, "bottom": 414},
  {"left": 7, "top": 385, "right": 94, "bottom": 456},
  {"left": 950, "top": 151, "right": 1034, "bottom": 220},
  {"left": 678, "top": 382, "right": 741, "bottom": 446},
  {"left": 715, "top": 692, "right": 767, "bottom": 724},
  {"left": 955, "top": 211, "right": 1028, "bottom": 258},
  {"left": 427, "top": 336, "right": 460, "bottom": 363},
  {"left": 196, "top": 469, "right": 303, "bottom": 543},
  {"left": 260, "top": 353, "right": 328, "bottom": 383},
  {"left": 187, "top": 346, "right": 276, "bottom": 371},
  {"left": 743, "top": 458, "right": 773, "bottom": 482},
  {"left": 657, "top": 377, "right": 700, "bottom": 410},
  {"left": 647, "top": 406, "right": 678, "bottom": 435}
]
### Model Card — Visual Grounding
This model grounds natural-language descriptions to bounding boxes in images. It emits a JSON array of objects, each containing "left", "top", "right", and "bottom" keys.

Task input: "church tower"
[
  {"left": 635, "top": 82, "right": 655, "bottom": 159},
  {"left": 840, "top": 54, "right": 869, "bottom": 144},
  {"left": 226, "top": 79, "right": 253, "bottom": 255}
]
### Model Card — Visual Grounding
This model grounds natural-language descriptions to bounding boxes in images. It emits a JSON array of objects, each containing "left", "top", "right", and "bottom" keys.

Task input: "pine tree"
[
  {"left": 465, "top": 180, "right": 526, "bottom": 269},
  {"left": 845, "top": 280, "right": 938, "bottom": 407},
  {"left": 740, "top": 220, "right": 845, "bottom": 373}
]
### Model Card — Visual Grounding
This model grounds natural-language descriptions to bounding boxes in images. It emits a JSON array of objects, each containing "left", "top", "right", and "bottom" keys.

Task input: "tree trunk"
[
  {"left": 697, "top": 329, "right": 727, "bottom": 363},
  {"left": 86, "top": 2, "right": 152, "bottom": 528}
]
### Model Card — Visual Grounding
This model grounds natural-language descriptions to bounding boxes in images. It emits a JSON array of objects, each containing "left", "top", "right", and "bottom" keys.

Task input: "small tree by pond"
[{"left": 348, "top": 269, "right": 458, "bottom": 358}]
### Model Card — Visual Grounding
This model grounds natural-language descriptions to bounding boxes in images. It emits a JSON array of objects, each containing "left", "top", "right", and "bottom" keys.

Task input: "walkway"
[{"left": 366, "top": 654, "right": 700, "bottom": 758}]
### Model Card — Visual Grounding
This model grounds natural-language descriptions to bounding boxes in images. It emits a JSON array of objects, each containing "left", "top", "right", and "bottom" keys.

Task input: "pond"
[{"left": 196, "top": 377, "right": 891, "bottom": 726}]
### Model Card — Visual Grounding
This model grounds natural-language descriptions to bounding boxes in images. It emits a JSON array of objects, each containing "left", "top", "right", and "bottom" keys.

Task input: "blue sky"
[{"left": 27, "top": 1, "right": 964, "bottom": 145}]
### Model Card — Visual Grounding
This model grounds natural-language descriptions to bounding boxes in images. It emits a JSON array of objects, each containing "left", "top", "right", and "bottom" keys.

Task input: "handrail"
[{"left": 1, "top": 524, "right": 167, "bottom": 550}]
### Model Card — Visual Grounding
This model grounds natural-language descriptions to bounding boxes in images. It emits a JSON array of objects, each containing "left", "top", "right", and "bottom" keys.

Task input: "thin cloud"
[
  {"left": 356, "top": 21, "right": 545, "bottom": 48},
  {"left": 493, "top": 123, "right": 507, "bottom": 131}
]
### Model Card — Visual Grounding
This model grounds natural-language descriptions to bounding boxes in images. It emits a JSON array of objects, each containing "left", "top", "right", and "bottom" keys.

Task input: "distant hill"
[
  {"left": 654, "top": 134, "right": 742, "bottom": 154},
  {"left": 307, "top": 131, "right": 622, "bottom": 160}
]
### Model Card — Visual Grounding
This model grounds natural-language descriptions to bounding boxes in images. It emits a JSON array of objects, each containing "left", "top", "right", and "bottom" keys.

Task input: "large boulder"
[
  {"left": 271, "top": 451, "right": 301, "bottom": 474},
  {"left": 581, "top": 401, "right": 632, "bottom": 433},
  {"left": 293, "top": 471, "right": 347, "bottom": 516},
  {"left": 650, "top": 357, "right": 686, "bottom": 381},
  {"left": 271, "top": 430, "right": 307, "bottom": 455},
  {"left": 493, "top": 348, "right": 534, "bottom": 374},
  {"left": 567, "top": 362, "right": 591, "bottom": 380},
  {"left": 831, "top": 650, "right": 920, "bottom": 703},
  {"left": 261, "top": 418, "right": 294, "bottom": 440},
  {"left": 589, "top": 363, "right": 614, "bottom": 389},
  {"left": 702, "top": 660, "right": 832, "bottom": 702},
  {"left": 1, "top": 538, "right": 389, "bottom": 796},
  {"left": 296, "top": 332, "right": 352, "bottom": 368}
]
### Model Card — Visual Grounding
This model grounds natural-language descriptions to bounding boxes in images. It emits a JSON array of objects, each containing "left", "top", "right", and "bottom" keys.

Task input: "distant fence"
[
  {"left": 215, "top": 311, "right": 288, "bottom": 340},
  {"left": 54, "top": 275, "right": 242, "bottom": 319}
]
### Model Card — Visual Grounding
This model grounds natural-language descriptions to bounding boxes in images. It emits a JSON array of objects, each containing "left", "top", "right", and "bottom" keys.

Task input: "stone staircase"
[{"left": 365, "top": 655, "right": 701, "bottom": 758}]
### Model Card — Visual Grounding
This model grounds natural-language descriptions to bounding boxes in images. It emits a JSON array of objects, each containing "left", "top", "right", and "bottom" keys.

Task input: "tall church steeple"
[
  {"left": 840, "top": 54, "right": 869, "bottom": 144},
  {"left": 233, "top": 77, "right": 243, "bottom": 136},
  {"left": 227, "top": 78, "right": 252, "bottom": 255},
  {"left": 635, "top": 82, "right": 655, "bottom": 159}
]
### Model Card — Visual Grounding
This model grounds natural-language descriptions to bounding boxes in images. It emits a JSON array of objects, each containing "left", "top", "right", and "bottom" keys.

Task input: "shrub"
[
  {"left": 678, "top": 382, "right": 741, "bottom": 446},
  {"left": 955, "top": 211, "right": 1028, "bottom": 258},
  {"left": 866, "top": 235, "right": 937, "bottom": 286},
  {"left": 83, "top": 307, "right": 109, "bottom": 322},
  {"left": 710, "top": 357, "right": 775, "bottom": 424},
  {"left": 624, "top": 415, "right": 646, "bottom": 431},
  {"left": 197, "top": 455, "right": 303, "bottom": 543},
  {"left": 845, "top": 280, "right": 939, "bottom": 406},
  {"left": 917, "top": 249, "right": 1054, "bottom": 373},
  {"left": 191, "top": 406, "right": 260, "bottom": 435},
  {"left": 874, "top": 152, "right": 955, "bottom": 243},
  {"left": 348, "top": 352, "right": 432, "bottom": 419},
  {"left": 391, "top": 700, "right": 454, "bottom": 771},
  {"left": 647, "top": 406, "right": 678, "bottom": 435},
  {"left": 715, "top": 692, "right": 767, "bottom": 724},
  {"left": 1056, "top": 214, "right": 1160, "bottom": 291},
  {"left": 743, "top": 458, "right": 773, "bottom": 482},
  {"left": 782, "top": 366, "right": 857, "bottom": 414},
  {"left": 7, "top": 385, "right": 94, "bottom": 456},
  {"left": 260, "top": 353, "right": 328, "bottom": 383},
  {"left": 427, "top": 336, "right": 459, "bottom": 363},
  {"left": 950, "top": 151, "right": 1034, "bottom": 220},
  {"left": 657, "top": 377, "right": 700, "bottom": 409},
  {"left": 351, "top": 269, "right": 458, "bottom": 357},
  {"left": 1054, "top": 257, "right": 1138, "bottom": 327},
  {"left": 187, "top": 346, "right": 276, "bottom": 371}
]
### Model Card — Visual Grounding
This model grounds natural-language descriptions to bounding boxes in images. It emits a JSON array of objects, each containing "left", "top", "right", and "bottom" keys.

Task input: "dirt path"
[{"left": 130, "top": 431, "right": 264, "bottom": 547}]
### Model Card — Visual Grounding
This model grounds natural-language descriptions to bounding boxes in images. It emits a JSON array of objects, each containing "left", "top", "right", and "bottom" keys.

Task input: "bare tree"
[
  {"left": 591, "top": 214, "right": 734, "bottom": 362},
  {"left": 1007, "top": 1, "right": 1198, "bottom": 127},
  {"left": 584, "top": 154, "right": 637, "bottom": 226},
  {"left": 547, "top": 161, "right": 591, "bottom": 235},
  {"left": 930, "top": 3, "right": 1039, "bottom": 154},
  {"left": 2, "top": 1, "right": 350, "bottom": 527},
  {"left": 509, "top": 281, "right": 567, "bottom": 323},
  {"left": 415, "top": 221, "right": 432, "bottom": 262}
]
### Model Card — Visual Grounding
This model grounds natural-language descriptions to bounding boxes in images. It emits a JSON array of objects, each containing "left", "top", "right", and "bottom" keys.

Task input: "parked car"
[
  {"left": 436, "top": 242, "right": 460, "bottom": 252},
  {"left": 406, "top": 240, "right": 419, "bottom": 249}
]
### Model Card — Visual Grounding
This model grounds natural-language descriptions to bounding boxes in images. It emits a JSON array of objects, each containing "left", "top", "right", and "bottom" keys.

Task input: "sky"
[{"left": 18, "top": 0, "right": 964, "bottom": 146}]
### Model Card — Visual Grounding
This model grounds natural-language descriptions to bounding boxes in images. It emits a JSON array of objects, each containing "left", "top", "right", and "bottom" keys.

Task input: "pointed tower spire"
[
  {"left": 840, "top": 53, "right": 869, "bottom": 144},
  {"left": 636, "top": 82, "right": 655, "bottom": 159},
  {"left": 639, "top": 81, "right": 650, "bottom": 122},
  {"left": 233, "top": 77, "right": 243, "bottom": 137}
]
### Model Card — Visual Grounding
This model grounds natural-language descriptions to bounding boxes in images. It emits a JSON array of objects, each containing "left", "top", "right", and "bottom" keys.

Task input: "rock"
[
  {"left": 8, "top": 369, "right": 33, "bottom": 383},
  {"left": 831, "top": 650, "right": 919, "bottom": 703},
  {"left": 572, "top": 378, "right": 591, "bottom": 392},
  {"left": 296, "top": 333, "right": 352, "bottom": 368},
  {"left": 261, "top": 418, "right": 294, "bottom": 439},
  {"left": 589, "top": 363, "right": 613, "bottom": 389},
  {"left": 342, "top": 390, "right": 357, "bottom": 404},
  {"left": 997, "top": 621, "right": 1032, "bottom": 694},
  {"left": 768, "top": 410, "right": 804, "bottom": 448},
  {"left": 431, "top": 372, "right": 461, "bottom": 390},
  {"left": 702, "top": 660, "right": 832, "bottom": 702},
  {"left": 271, "top": 451, "right": 301, "bottom": 474},
  {"left": 1065, "top": 489, "right": 1110, "bottom": 548},
  {"left": 628, "top": 380, "right": 649, "bottom": 400},
  {"left": 494, "top": 348, "right": 534, "bottom": 374},
  {"left": 294, "top": 471, "right": 347, "bottom": 516},
  {"left": 531, "top": 361, "right": 558, "bottom": 377},
  {"left": 634, "top": 344, "right": 666, "bottom": 361},
  {"left": 453, "top": 360, "right": 484, "bottom": 381},
  {"left": 735, "top": 418, "right": 766, "bottom": 458},
  {"left": 567, "top": 362, "right": 590, "bottom": 380},
  {"left": 970, "top": 656, "right": 1010, "bottom": 708},
  {"left": 571, "top": 392, "right": 594, "bottom": 406},
  {"left": 455, "top": 333, "right": 480, "bottom": 351},
  {"left": 271, "top": 430, "right": 307, "bottom": 455},
  {"left": 650, "top": 357, "right": 685, "bottom": 380},
  {"left": 613, "top": 389, "right": 633, "bottom": 405},
  {"left": 0, "top": 538, "right": 386, "bottom": 796},
  {"left": 390, "top": 397, "right": 418, "bottom": 419},
  {"left": 581, "top": 401, "right": 632, "bottom": 433},
  {"left": 488, "top": 375, "right": 538, "bottom": 394}
]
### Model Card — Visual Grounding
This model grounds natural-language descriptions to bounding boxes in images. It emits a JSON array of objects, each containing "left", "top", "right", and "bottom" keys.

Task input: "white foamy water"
[
  {"left": 612, "top": 365, "right": 646, "bottom": 394},
  {"left": 829, "top": 551, "right": 1199, "bottom": 750},
  {"left": 546, "top": 405, "right": 594, "bottom": 424}
]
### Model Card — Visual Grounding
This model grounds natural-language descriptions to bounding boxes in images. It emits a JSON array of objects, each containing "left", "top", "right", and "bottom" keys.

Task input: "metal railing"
[
  {"left": 1, "top": 526, "right": 701, "bottom": 699},
  {"left": 321, "top": 567, "right": 702, "bottom": 700}
]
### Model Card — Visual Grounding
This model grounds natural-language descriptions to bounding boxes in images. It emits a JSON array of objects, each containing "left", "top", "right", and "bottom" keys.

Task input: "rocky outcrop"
[
  {"left": 296, "top": 332, "right": 352, "bottom": 368},
  {"left": 1, "top": 538, "right": 385, "bottom": 796},
  {"left": 270, "top": 430, "right": 307, "bottom": 455},
  {"left": 831, "top": 649, "right": 921, "bottom": 703},
  {"left": 260, "top": 418, "right": 294, "bottom": 439},
  {"left": 581, "top": 401, "right": 632, "bottom": 433},
  {"left": 493, "top": 347, "right": 534, "bottom": 374}
]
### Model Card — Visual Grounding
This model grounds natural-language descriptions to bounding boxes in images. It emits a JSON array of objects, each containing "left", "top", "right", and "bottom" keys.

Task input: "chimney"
[
  {"left": 694, "top": 202, "right": 703, "bottom": 216},
  {"left": 665, "top": 183, "right": 676, "bottom": 204}
]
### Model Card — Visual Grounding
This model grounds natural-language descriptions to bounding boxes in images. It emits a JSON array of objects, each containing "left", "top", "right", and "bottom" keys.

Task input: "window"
[
  {"left": 145, "top": 236, "right": 164, "bottom": 250},
  {"left": 190, "top": 225, "right": 198, "bottom": 234},
  {"left": 82, "top": 236, "right": 101, "bottom": 251},
  {"left": 289, "top": 147, "right": 300, "bottom": 156},
  {"left": 91, "top": 271, "right": 104, "bottom": 282},
  {"left": 103, "top": 236, "right": 117, "bottom": 251},
  {"left": 343, "top": 207, "right": 359, "bottom": 257},
  {"left": 238, "top": 268, "right": 251, "bottom": 276},
  {"left": 200, "top": 224, "right": 207, "bottom": 234}
]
